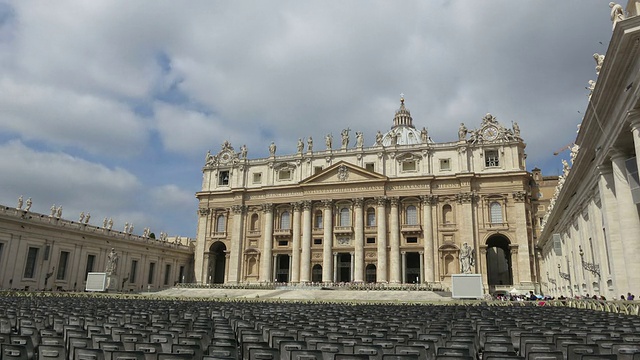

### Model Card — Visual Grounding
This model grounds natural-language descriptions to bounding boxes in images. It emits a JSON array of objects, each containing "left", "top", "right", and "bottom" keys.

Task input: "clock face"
[
  {"left": 220, "top": 151, "right": 232, "bottom": 164},
  {"left": 483, "top": 126, "right": 498, "bottom": 141}
]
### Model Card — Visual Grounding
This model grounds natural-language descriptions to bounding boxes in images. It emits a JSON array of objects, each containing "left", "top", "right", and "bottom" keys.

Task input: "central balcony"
[{"left": 333, "top": 226, "right": 353, "bottom": 235}]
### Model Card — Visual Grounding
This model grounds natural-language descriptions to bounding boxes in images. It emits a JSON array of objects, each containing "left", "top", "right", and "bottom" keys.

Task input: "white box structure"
[
  {"left": 451, "top": 274, "right": 484, "bottom": 299},
  {"left": 85, "top": 272, "right": 107, "bottom": 292}
]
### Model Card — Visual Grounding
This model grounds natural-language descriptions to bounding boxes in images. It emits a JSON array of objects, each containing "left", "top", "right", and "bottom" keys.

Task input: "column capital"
[
  {"left": 389, "top": 197, "right": 400, "bottom": 207},
  {"left": 596, "top": 163, "right": 613, "bottom": 175},
  {"left": 301, "top": 200, "right": 313, "bottom": 210},
  {"left": 608, "top": 147, "right": 630, "bottom": 161},
  {"left": 628, "top": 109, "right": 640, "bottom": 129},
  {"left": 375, "top": 196, "right": 387, "bottom": 206},
  {"left": 512, "top": 191, "right": 527, "bottom": 202},
  {"left": 420, "top": 194, "right": 438, "bottom": 205},
  {"left": 353, "top": 198, "right": 364, "bottom": 207},
  {"left": 292, "top": 202, "right": 302, "bottom": 212},
  {"left": 231, "top": 204, "right": 246, "bottom": 214},
  {"left": 321, "top": 199, "right": 333, "bottom": 208},
  {"left": 198, "top": 208, "right": 210, "bottom": 216},
  {"left": 261, "top": 203, "right": 274, "bottom": 213}
]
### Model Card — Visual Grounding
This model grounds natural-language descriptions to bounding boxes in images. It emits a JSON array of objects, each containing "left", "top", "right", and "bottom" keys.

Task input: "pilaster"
[{"left": 421, "top": 195, "right": 436, "bottom": 283}]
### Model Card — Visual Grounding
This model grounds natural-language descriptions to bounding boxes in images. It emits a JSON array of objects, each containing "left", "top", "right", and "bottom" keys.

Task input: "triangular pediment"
[{"left": 301, "top": 161, "right": 387, "bottom": 185}]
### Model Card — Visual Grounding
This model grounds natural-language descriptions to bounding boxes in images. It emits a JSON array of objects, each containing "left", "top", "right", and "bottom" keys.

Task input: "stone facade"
[
  {"left": 195, "top": 97, "right": 537, "bottom": 292},
  {"left": 538, "top": 4, "right": 640, "bottom": 298},
  {"left": 0, "top": 205, "right": 193, "bottom": 291}
]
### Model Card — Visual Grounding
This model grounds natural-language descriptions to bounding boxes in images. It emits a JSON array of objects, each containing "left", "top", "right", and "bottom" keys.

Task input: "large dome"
[{"left": 378, "top": 96, "right": 433, "bottom": 146}]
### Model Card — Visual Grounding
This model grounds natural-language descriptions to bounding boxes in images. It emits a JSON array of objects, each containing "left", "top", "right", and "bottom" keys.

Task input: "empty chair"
[
  {"left": 523, "top": 343, "right": 556, "bottom": 358},
  {"left": 580, "top": 356, "right": 617, "bottom": 360},
  {"left": 481, "top": 350, "right": 519, "bottom": 359},
  {"left": 334, "top": 355, "right": 371, "bottom": 360},
  {"left": 75, "top": 348, "right": 106, "bottom": 360},
  {"left": 395, "top": 344, "right": 433, "bottom": 360},
  {"left": 289, "top": 349, "right": 324, "bottom": 360},
  {"left": 484, "top": 342, "right": 515, "bottom": 353},
  {"left": 433, "top": 356, "right": 473, "bottom": 360},
  {"left": 93, "top": 334, "right": 115, "bottom": 348},
  {"left": 122, "top": 334, "right": 145, "bottom": 351},
  {"left": 207, "top": 345, "right": 237, "bottom": 359},
  {"left": 613, "top": 343, "right": 640, "bottom": 360},
  {"left": 41, "top": 336, "right": 65, "bottom": 346},
  {"left": 353, "top": 344, "right": 384, "bottom": 360},
  {"left": 38, "top": 344, "right": 67, "bottom": 360},
  {"left": 135, "top": 342, "right": 163, "bottom": 360},
  {"left": 248, "top": 347, "right": 279, "bottom": 360},
  {"left": 526, "top": 351, "right": 564, "bottom": 360},
  {"left": 10, "top": 335, "right": 35, "bottom": 360},
  {"left": 381, "top": 355, "right": 419, "bottom": 360},
  {"left": 69, "top": 336, "right": 92, "bottom": 360},
  {"left": 567, "top": 343, "right": 599, "bottom": 360},
  {"left": 110, "top": 351, "right": 147, "bottom": 360},
  {"left": 279, "top": 340, "right": 306, "bottom": 360},
  {"left": 242, "top": 342, "right": 269, "bottom": 360},
  {"left": 171, "top": 343, "right": 203, "bottom": 360},
  {"left": 157, "top": 354, "right": 194, "bottom": 360},
  {"left": 1, "top": 344, "right": 29, "bottom": 360},
  {"left": 317, "top": 341, "right": 344, "bottom": 357},
  {"left": 150, "top": 334, "right": 174, "bottom": 353}
]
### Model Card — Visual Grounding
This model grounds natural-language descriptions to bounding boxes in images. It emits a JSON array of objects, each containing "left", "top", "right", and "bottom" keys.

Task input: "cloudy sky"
[{"left": 0, "top": 1, "right": 614, "bottom": 237}]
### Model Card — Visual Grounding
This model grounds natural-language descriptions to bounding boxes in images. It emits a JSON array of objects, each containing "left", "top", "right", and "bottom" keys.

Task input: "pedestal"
[{"left": 106, "top": 274, "right": 118, "bottom": 291}]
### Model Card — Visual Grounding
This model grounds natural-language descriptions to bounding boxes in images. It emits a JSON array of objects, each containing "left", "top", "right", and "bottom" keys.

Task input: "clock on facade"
[{"left": 483, "top": 126, "right": 498, "bottom": 141}]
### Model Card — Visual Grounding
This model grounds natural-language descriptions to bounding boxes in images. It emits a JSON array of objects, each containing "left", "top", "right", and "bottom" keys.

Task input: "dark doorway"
[
  {"left": 208, "top": 241, "right": 226, "bottom": 284},
  {"left": 337, "top": 253, "right": 352, "bottom": 282},
  {"left": 365, "top": 264, "right": 377, "bottom": 283},
  {"left": 276, "top": 254, "right": 290, "bottom": 283},
  {"left": 405, "top": 252, "right": 421, "bottom": 283},
  {"left": 486, "top": 235, "right": 513, "bottom": 286},
  {"left": 312, "top": 264, "right": 322, "bottom": 283}
]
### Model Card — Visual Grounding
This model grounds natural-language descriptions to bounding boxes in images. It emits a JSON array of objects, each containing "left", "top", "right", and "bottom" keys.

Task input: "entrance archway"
[
  {"left": 337, "top": 253, "right": 352, "bottom": 282},
  {"left": 486, "top": 235, "right": 513, "bottom": 286},
  {"left": 312, "top": 264, "right": 322, "bottom": 283},
  {"left": 404, "top": 252, "right": 420, "bottom": 283},
  {"left": 365, "top": 264, "right": 377, "bottom": 283},
  {"left": 208, "top": 241, "right": 226, "bottom": 284},
  {"left": 275, "top": 254, "right": 290, "bottom": 283}
]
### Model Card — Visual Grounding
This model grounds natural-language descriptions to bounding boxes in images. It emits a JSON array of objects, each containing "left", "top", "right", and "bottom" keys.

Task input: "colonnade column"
[
  {"left": 511, "top": 192, "right": 532, "bottom": 286},
  {"left": 421, "top": 195, "right": 436, "bottom": 283},
  {"left": 227, "top": 205, "right": 245, "bottom": 283},
  {"left": 597, "top": 164, "right": 626, "bottom": 293},
  {"left": 629, "top": 110, "right": 640, "bottom": 177},
  {"left": 350, "top": 252, "right": 355, "bottom": 282},
  {"left": 195, "top": 208, "right": 210, "bottom": 283},
  {"left": 418, "top": 251, "right": 424, "bottom": 283},
  {"left": 333, "top": 252, "right": 338, "bottom": 283},
  {"left": 259, "top": 203, "right": 274, "bottom": 283},
  {"left": 291, "top": 202, "right": 302, "bottom": 283},
  {"left": 611, "top": 150, "right": 640, "bottom": 295},
  {"left": 353, "top": 198, "right": 364, "bottom": 282},
  {"left": 300, "top": 201, "right": 312, "bottom": 283},
  {"left": 322, "top": 200, "right": 333, "bottom": 283},
  {"left": 401, "top": 251, "right": 407, "bottom": 283},
  {"left": 376, "top": 197, "right": 388, "bottom": 283},
  {"left": 389, "top": 197, "right": 401, "bottom": 283}
]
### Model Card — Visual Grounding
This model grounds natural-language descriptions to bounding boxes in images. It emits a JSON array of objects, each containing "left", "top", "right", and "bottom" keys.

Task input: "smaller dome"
[{"left": 379, "top": 96, "right": 433, "bottom": 146}]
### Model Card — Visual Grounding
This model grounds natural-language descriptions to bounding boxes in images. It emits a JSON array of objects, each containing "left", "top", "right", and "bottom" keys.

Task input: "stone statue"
[
  {"left": 421, "top": 127, "right": 429, "bottom": 143},
  {"left": 307, "top": 137, "right": 313, "bottom": 152},
  {"left": 391, "top": 131, "right": 399, "bottom": 146},
  {"left": 50, "top": 204, "right": 56, "bottom": 217},
  {"left": 325, "top": 134, "right": 333, "bottom": 149},
  {"left": 124, "top": 222, "right": 129, "bottom": 233},
  {"left": 240, "top": 144, "right": 247, "bottom": 159},
  {"left": 587, "top": 80, "right": 596, "bottom": 99},
  {"left": 458, "top": 123, "right": 468, "bottom": 141},
  {"left": 103, "top": 217, "right": 108, "bottom": 228},
  {"left": 269, "top": 142, "right": 276, "bottom": 156},
  {"left": 17, "top": 195, "right": 23, "bottom": 210},
  {"left": 593, "top": 53, "right": 605, "bottom": 74},
  {"left": 562, "top": 159, "right": 570, "bottom": 177},
  {"left": 512, "top": 122, "right": 520, "bottom": 138},
  {"left": 79, "top": 212, "right": 85, "bottom": 223},
  {"left": 205, "top": 150, "right": 215, "bottom": 165},
  {"left": 356, "top": 132, "right": 364, "bottom": 148},
  {"left": 128, "top": 224, "right": 134, "bottom": 234},
  {"left": 85, "top": 212, "right": 90, "bottom": 224},
  {"left": 570, "top": 144, "right": 580, "bottom": 164},
  {"left": 341, "top": 128, "right": 350, "bottom": 149},
  {"left": 297, "top": 138, "right": 304, "bottom": 154},
  {"left": 375, "top": 131, "right": 383, "bottom": 145},
  {"left": 56, "top": 206, "right": 62, "bottom": 218},
  {"left": 460, "top": 242, "right": 475, "bottom": 274},
  {"left": 107, "top": 218, "right": 113, "bottom": 230},
  {"left": 25, "top": 198, "right": 32, "bottom": 212},
  {"left": 610, "top": 2, "right": 625, "bottom": 29},
  {"left": 106, "top": 248, "right": 118, "bottom": 274}
]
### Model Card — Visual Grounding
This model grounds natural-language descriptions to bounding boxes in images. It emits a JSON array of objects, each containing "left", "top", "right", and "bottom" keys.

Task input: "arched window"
[
  {"left": 250, "top": 213, "right": 259, "bottom": 230},
  {"left": 366, "top": 208, "right": 376, "bottom": 226},
  {"left": 442, "top": 204, "right": 453, "bottom": 224},
  {"left": 340, "top": 208, "right": 350, "bottom": 226},
  {"left": 490, "top": 202, "right": 503, "bottom": 223},
  {"left": 280, "top": 211, "right": 291, "bottom": 229},
  {"left": 314, "top": 211, "right": 323, "bottom": 229},
  {"left": 406, "top": 205, "right": 418, "bottom": 225},
  {"left": 216, "top": 215, "right": 226, "bottom": 232}
]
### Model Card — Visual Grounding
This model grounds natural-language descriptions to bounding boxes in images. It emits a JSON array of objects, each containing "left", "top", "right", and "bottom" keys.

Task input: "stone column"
[
  {"left": 353, "top": 198, "right": 365, "bottom": 282},
  {"left": 419, "top": 251, "right": 424, "bottom": 283},
  {"left": 259, "top": 203, "right": 274, "bottom": 283},
  {"left": 401, "top": 251, "right": 407, "bottom": 283},
  {"left": 300, "top": 201, "right": 312, "bottom": 283},
  {"left": 611, "top": 150, "right": 640, "bottom": 294},
  {"left": 194, "top": 208, "right": 210, "bottom": 283},
  {"left": 227, "top": 205, "right": 245, "bottom": 283},
  {"left": 333, "top": 252, "right": 338, "bottom": 283},
  {"left": 272, "top": 254, "right": 277, "bottom": 282},
  {"left": 376, "top": 197, "right": 388, "bottom": 282},
  {"left": 511, "top": 191, "right": 532, "bottom": 286},
  {"left": 350, "top": 251, "right": 355, "bottom": 282},
  {"left": 629, "top": 110, "right": 640, "bottom": 177},
  {"left": 291, "top": 202, "right": 302, "bottom": 283},
  {"left": 597, "top": 163, "right": 627, "bottom": 293},
  {"left": 322, "top": 200, "right": 333, "bottom": 283},
  {"left": 421, "top": 195, "right": 436, "bottom": 283},
  {"left": 389, "top": 197, "right": 401, "bottom": 283},
  {"left": 510, "top": 246, "right": 520, "bottom": 284}
]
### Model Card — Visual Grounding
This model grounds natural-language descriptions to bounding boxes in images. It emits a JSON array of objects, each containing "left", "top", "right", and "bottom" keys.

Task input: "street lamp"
[
  {"left": 558, "top": 263, "right": 573, "bottom": 296},
  {"left": 579, "top": 245, "right": 601, "bottom": 277}
]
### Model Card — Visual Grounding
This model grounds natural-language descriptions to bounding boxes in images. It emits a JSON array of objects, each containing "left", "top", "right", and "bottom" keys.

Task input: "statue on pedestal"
[
  {"left": 325, "top": 134, "right": 333, "bottom": 149},
  {"left": 25, "top": 198, "right": 32, "bottom": 212},
  {"left": 610, "top": 2, "right": 626, "bottom": 29},
  {"left": 240, "top": 144, "right": 247, "bottom": 159},
  {"left": 307, "top": 137, "right": 313, "bottom": 152},
  {"left": 50, "top": 204, "right": 56, "bottom": 217},
  {"left": 56, "top": 206, "right": 62, "bottom": 219},
  {"left": 269, "top": 142, "right": 276, "bottom": 156},
  {"left": 297, "top": 138, "right": 304, "bottom": 154},
  {"left": 421, "top": 127, "right": 429, "bottom": 143},
  {"left": 79, "top": 212, "right": 85, "bottom": 223},
  {"left": 356, "top": 132, "right": 364, "bottom": 148},
  {"left": 106, "top": 248, "right": 118, "bottom": 275},
  {"left": 375, "top": 131, "right": 383, "bottom": 145},
  {"left": 460, "top": 242, "right": 475, "bottom": 274},
  {"left": 16, "top": 195, "right": 23, "bottom": 210},
  {"left": 103, "top": 218, "right": 108, "bottom": 228},
  {"left": 107, "top": 218, "right": 113, "bottom": 230},
  {"left": 85, "top": 212, "right": 90, "bottom": 224},
  {"left": 593, "top": 53, "right": 605, "bottom": 74},
  {"left": 512, "top": 122, "right": 520, "bottom": 138},
  {"left": 341, "top": 128, "right": 350, "bottom": 149},
  {"left": 458, "top": 123, "right": 468, "bottom": 141}
]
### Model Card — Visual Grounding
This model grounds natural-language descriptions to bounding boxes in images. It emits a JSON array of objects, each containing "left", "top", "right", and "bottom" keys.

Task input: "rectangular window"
[
  {"left": 178, "top": 266, "right": 185, "bottom": 283},
  {"left": 314, "top": 166, "right": 323, "bottom": 174},
  {"left": 313, "top": 239, "right": 322, "bottom": 245},
  {"left": 130, "top": 260, "right": 138, "bottom": 283},
  {"left": 85, "top": 255, "right": 95, "bottom": 278},
  {"left": 406, "top": 237, "right": 418, "bottom": 244},
  {"left": 218, "top": 170, "right": 229, "bottom": 185},
  {"left": 278, "top": 240, "right": 289, "bottom": 246},
  {"left": 440, "top": 159, "right": 451, "bottom": 171},
  {"left": 485, "top": 150, "right": 500, "bottom": 167},
  {"left": 278, "top": 169, "right": 291, "bottom": 180},
  {"left": 24, "top": 247, "right": 39, "bottom": 278},
  {"left": 252, "top": 173, "right": 262, "bottom": 183},
  {"left": 164, "top": 264, "right": 171, "bottom": 286},
  {"left": 148, "top": 262, "right": 156, "bottom": 284},
  {"left": 365, "top": 163, "right": 375, "bottom": 172},
  {"left": 56, "top": 251, "right": 70, "bottom": 280},
  {"left": 402, "top": 161, "right": 416, "bottom": 171},
  {"left": 366, "top": 237, "right": 376, "bottom": 244}
]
